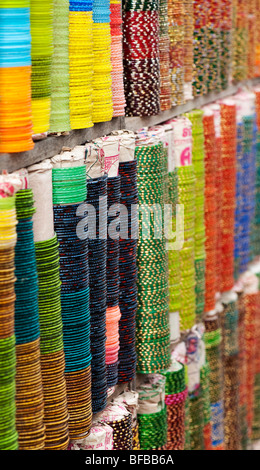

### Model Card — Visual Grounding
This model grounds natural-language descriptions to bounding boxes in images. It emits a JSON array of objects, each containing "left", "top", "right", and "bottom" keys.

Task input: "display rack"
[
  {"left": 1, "top": 78, "right": 260, "bottom": 173},
  {"left": 2, "top": 77, "right": 260, "bottom": 420}
]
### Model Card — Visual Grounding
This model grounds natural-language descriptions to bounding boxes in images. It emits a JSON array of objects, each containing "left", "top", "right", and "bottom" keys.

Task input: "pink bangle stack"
[{"left": 106, "top": 305, "right": 121, "bottom": 385}]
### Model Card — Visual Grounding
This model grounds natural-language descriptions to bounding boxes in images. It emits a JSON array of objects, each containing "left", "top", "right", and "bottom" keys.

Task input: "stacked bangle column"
[
  {"left": 237, "top": 288, "right": 249, "bottom": 448},
  {"left": 172, "top": 117, "right": 196, "bottom": 331},
  {"left": 249, "top": 265, "right": 260, "bottom": 442},
  {"left": 136, "top": 137, "right": 170, "bottom": 373},
  {"left": 204, "top": 310, "right": 225, "bottom": 449},
  {"left": 207, "top": 0, "right": 221, "bottom": 93},
  {"left": 0, "top": 3, "right": 34, "bottom": 153},
  {"left": 220, "top": 292, "right": 241, "bottom": 450},
  {"left": 234, "top": 105, "right": 244, "bottom": 278},
  {"left": 0, "top": 195, "right": 18, "bottom": 450},
  {"left": 69, "top": 0, "right": 93, "bottom": 130},
  {"left": 252, "top": 88, "right": 260, "bottom": 256},
  {"left": 118, "top": 158, "right": 138, "bottom": 383},
  {"left": 220, "top": 100, "right": 237, "bottom": 292},
  {"left": 211, "top": 104, "right": 223, "bottom": 291},
  {"left": 184, "top": 366, "right": 191, "bottom": 450},
  {"left": 14, "top": 189, "right": 45, "bottom": 449},
  {"left": 106, "top": 174, "right": 121, "bottom": 387},
  {"left": 220, "top": 0, "right": 232, "bottom": 89},
  {"left": 137, "top": 375, "right": 167, "bottom": 449},
  {"left": 234, "top": 92, "right": 256, "bottom": 273},
  {"left": 200, "top": 361, "right": 213, "bottom": 450},
  {"left": 122, "top": 0, "right": 160, "bottom": 116},
  {"left": 158, "top": 0, "right": 171, "bottom": 110},
  {"left": 168, "top": 0, "right": 185, "bottom": 106},
  {"left": 247, "top": 0, "right": 256, "bottom": 78},
  {"left": 52, "top": 162, "right": 92, "bottom": 440},
  {"left": 233, "top": 0, "right": 248, "bottom": 81},
  {"left": 203, "top": 110, "right": 218, "bottom": 313},
  {"left": 192, "top": 0, "right": 208, "bottom": 96},
  {"left": 161, "top": 362, "right": 187, "bottom": 450},
  {"left": 50, "top": 0, "right": 70, "bottom": 132},
  {"left": 255, "top": 1, "right": 260, "bottom": 76},
  {"left": 87, "top": 175, "right": 108, "bottom": 413},
  {"left": 28, "top": 161, "right": 69, "bottom": 450},
  {"left": 243, "top": 283, "right": 258, "bottom": 441},
  {"left": 185, "top": 330, "right": 206, "bottom": 451},
  {"left": 30, "top": 0, "right": 53, "bottom": 135},
  {"left": 187, "top": 110, "right": 206, "bottom": 322},
  {"left": 183, "top": 0, "right": 194, "bottom": 101},
  {"left": 189, "top": 387, "right": 205, "bottom": 450}
]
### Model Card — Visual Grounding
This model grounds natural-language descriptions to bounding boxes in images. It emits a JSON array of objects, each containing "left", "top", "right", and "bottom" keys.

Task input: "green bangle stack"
[
  {"left": 137, "top": 374, "right": 167, "bottom": 449},
  {"left": 184, "top": 387, "right": 191, "bottom": 450},
  {"left": 52, "top": 166, "right": 87, "bottom": 204},
  {"left": 189, "top": 389, "right": 205, "bottom": 450},
  {"left": 161, "top": 362, "right": 186, "bottom": 395},
  {"left": 138, "top": 407, "right": 168, "bottom": 450},
  {"left": 186, "top": 110, "right": 206, "bottom": 322},
  {"left": 177, "top": 164, "right": 196, "bottom": 330},
  {"left": 0, "top": 195, "right": 18, "bottom": 450},
  {"left": 136, "top": 141, "right": 171, "bottom": 373},
  {"left": 0, "top": 336, "right": 18, "bottom": 450},
  {"left": 15, "top": 189, "right": 36, "bottom": 220},
  {"left": 200, "top": 361, "right": 212, "bottom": 427},
  {"left": 35, "top": 234, "right": 69, "bottom": 450}
]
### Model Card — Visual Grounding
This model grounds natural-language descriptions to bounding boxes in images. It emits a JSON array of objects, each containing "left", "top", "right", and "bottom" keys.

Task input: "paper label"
[{"left": 171, "top": 118, "right": 192, "bottom": 167}]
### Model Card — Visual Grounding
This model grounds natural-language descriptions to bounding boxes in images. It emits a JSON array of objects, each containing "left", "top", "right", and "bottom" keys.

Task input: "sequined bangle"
[
  {"left": 165, "top": 388, "right": 187, "bottom": 450},
  {"left": 203, "top": 112, "right": 218, "bottom": 312},
  {"left": 188, "top": 389, "right": 205, "bottom": 450},
  {"left": 176, "top": 164, "right": 196, "bottom": 331},
  {"left": 220, "top": 0, "right": 232, "bottom": 89},
  {"left": 186, "top": 110, "right": 206, "bottom": 321},
  {"left": 123, "top": 0, "right": 161, "bottom": 116},
  {"left": 207, "top": 0, "right": 221, "bottom": 93},
  {"left": 220, "top": 102, "right": 237, "bottom": 291},
  {"left": 136, "top": 141, "right": 170, "bottom": 373},
  {"left": 161, "top": 363, "right": 186, "bottom": 395},
  {"left": 138, "top": 406, "right": 167, "bottom": 450},
  {"left": 193, "top": 0, "right": 208, "bottom": 96},
  {"left": 168, "top": 0, "right": 185, "bottom": 105},
  {"left": 237, "top": 293, "right": 248, "bottom": 449},
  {"left": 159, "top": 0, "right": 171, "bottom": 110}
]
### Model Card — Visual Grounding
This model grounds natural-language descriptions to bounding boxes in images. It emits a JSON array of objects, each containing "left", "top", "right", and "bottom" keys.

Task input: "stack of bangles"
[{"left": 162, "top": 363, "right": 188, "bottom": 450}]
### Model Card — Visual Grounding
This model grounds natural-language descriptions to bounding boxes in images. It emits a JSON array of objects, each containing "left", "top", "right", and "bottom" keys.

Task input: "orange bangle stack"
[
  {"left": 203, "top": 111, "right": 218, "bottom": 312},
  {"left": 220, "top": 101, "right": 237, "bottom": 292},
  {"left": 0, "top": 5, "right": 34, "bottom": 153}
]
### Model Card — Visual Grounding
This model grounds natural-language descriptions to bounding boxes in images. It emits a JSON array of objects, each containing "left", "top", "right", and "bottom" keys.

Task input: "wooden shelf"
[{"left": 1, "top": 78, "right": 260, "bottom": 173}]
